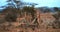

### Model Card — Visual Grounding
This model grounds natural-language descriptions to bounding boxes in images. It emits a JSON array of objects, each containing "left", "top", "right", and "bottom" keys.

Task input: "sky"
[{"left": 0, "top": 0, "right": 60, "bottom": 7}]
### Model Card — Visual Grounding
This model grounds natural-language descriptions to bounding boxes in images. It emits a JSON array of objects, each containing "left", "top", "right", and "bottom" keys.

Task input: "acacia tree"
[
  {"left": 53, "top": 7, "right": 59, "bottom": 12},
  {"left": 3, "top": 0, "right": 22, "bottom": 22},
  {"left": 4, "top": 0, "right": 37, "bottom": 22}
]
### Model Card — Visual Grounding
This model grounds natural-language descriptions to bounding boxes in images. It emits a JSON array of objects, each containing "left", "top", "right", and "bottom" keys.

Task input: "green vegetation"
[{"left": 23, "top": 6, "right": 36, "bottom": 20}]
